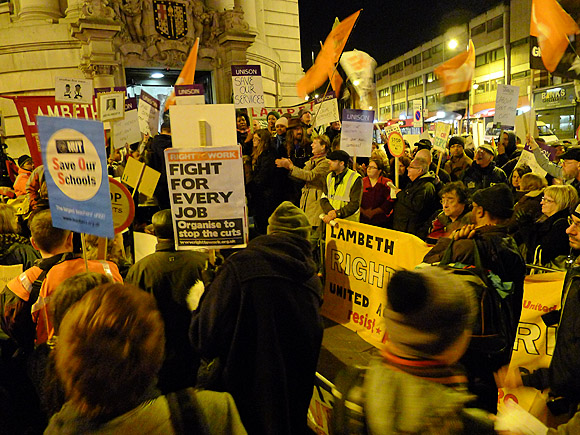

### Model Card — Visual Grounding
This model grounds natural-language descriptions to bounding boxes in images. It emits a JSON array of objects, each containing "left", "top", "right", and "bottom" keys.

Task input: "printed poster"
[
  {"left": 322, "top": 220, "right": 431, "bottom": 347},
  {"left": 433, "top": 121, "right": 451, "bottom": 152},
  {"left": 340, "top": 109, "right": 375, "bottom": 157},
  {"left": 55, "top": 77, "right": 94, "bottom": 105},
  {"left": 231, "top": 65, "right": 265, "bottom": 108},
  {"left": 175, "top": 84, "right": 205, "bottom": 105},
  {"left": 165, "top": 146, "right": 248, "bottom": 249},
  {"left": 37, "top": 116, "right": 114, "bottom": 238},
  {"left": 138, "top": 90, "right": 160, "bottom": 136}
]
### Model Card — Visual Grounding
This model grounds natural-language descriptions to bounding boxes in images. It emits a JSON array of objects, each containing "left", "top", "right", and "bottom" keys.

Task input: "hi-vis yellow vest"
[{"left": 325, "top": 168, "right": 361, "bottom": 222}]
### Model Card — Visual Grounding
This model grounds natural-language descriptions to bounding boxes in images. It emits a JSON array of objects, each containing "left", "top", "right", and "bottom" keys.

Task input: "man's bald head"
[{"left": 415, "top": 149, "right": 432, "bottom": 165}]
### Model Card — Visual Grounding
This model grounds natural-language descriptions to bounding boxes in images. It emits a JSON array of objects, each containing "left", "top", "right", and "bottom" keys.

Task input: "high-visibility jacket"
[{"left": 324, "top": 168, "right": 361, "bottom": 222}]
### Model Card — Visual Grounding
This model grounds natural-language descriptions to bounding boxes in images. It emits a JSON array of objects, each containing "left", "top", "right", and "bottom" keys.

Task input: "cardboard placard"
[
  {"left": 231, "top": 65, "right": 265, "bottom": 108},
  {"left": 495, "top": 84, "right": 520, "bottom": 130},
  {"left": 109, "top": 177, "right": 135, "bottom": 234},
  {"left": 111, "top": 98, "right": 141, "bottom": 149},
  {"left": 138, "top": 90, "right": 160, "bottom": 136},
  {"left": 55, "top": 77, "right": 94, "bottom": 105},
  {"left": 139, "top": 165, "right": 161, "bottom": 198},
  {"left": 169, "top": 104, "right": 236, "bottom": 149},
  {"left": 340, "top": 109, "right": 375, "bottom": 157}
]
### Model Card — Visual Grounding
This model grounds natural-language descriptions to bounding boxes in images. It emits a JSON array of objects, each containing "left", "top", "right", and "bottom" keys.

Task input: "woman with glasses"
[
  {"left": 360, "top": 158, "right": 394, "bottom": 227},
  {"left": 516, "top": 184, "right": 578, "bottom": 268},
  {"left": 426, "top": 181, "right": 471, "bottom": 243}
]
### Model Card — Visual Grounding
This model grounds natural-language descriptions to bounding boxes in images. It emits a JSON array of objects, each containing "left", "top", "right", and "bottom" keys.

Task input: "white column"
[{"left": 18, "top": 0, "right": 62, "bottom": 20}]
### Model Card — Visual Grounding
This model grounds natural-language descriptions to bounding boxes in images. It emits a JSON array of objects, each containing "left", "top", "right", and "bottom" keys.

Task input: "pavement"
[{"left": 316, "top": 317, "right": 378, "bottom": 385}]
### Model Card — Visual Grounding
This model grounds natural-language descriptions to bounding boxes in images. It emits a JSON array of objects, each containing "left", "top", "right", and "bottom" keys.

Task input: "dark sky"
[{"left": 298, "top": 0, "right": 501, "bottom": 69}]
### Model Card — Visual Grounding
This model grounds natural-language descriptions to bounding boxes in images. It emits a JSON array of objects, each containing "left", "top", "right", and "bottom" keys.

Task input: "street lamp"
[{"left": 448, "top": 39, "right": 458, "bottom": 50}]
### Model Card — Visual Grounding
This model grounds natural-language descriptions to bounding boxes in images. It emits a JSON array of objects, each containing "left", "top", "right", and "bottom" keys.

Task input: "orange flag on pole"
[
  {"left": 530, "top": 0, "right": 579, "bottom": 73},
  {"left": 321, "top": 41, "right": 343, "bottom": 96},
  {"left": 434, "top": 40, "right": 475, "bottom": 102},
  {"left": 296, "top": 10, "right": 361, "bottom": 98},
  {"left": 164, "top": 37, "right": 200, "bottom": 112}
]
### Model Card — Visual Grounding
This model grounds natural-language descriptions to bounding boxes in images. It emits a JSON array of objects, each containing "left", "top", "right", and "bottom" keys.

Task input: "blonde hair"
[
  {"left": 544, "top": 184, "right": 578, "bottom": 212},
  {"left": 0, "top": 203, "right": 17, "bottom": 234}
]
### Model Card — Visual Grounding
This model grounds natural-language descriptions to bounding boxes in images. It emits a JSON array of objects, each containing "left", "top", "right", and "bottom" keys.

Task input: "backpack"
[{"left": 438, "top": 239, "right": 516, "bottom": 370}]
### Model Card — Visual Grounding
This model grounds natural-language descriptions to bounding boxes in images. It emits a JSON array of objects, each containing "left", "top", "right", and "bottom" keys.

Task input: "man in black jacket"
[
  {"left": 190, "top": 202, "right": 323, "bottom": 435},
  {"left": 149, "top": 121, "right": 172, "bottom": 210},
  {"left": 461, "top": 144, "right": 507, "bottom": 194}
]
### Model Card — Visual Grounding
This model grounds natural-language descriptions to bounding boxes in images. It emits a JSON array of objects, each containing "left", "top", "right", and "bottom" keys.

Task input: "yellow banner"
[
  {"left": 499, "top": 272, "right": 565, "bottom": 421},
  {"left": 322, "top": 220, "right": 431, "bottom": 348}
]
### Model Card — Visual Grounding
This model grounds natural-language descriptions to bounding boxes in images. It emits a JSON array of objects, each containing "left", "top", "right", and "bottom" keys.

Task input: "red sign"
[
  {"left": 109, "top": 178, "right": 135, "bottom": 234},
  {"left": 5, "top": 96, "right": 98, "bottom": 166}
]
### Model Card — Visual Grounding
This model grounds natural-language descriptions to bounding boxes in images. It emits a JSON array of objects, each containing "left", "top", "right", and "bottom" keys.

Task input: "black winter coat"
[{"left": 393, "top": 172, "right": 439, "bottom": 239}]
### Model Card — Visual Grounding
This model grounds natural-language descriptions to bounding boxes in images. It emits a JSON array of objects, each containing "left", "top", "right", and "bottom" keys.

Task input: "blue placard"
[{"left": 37, "top": 116, "right": 114, "bottom": 238}]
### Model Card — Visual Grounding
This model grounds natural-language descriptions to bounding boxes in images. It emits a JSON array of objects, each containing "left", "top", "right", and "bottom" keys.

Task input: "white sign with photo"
[
  {"left": 55, "top": 77, "right": 94, "bottom": 105},
  {"left": 98, "top": 92, "right": 125, "bottom": 122}
]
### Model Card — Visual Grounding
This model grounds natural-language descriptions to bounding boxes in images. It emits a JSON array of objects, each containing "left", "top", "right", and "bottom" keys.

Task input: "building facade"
[
  {"left": 0, "top": 0, "right": 304, "bottom": 156},
  {"left": 375, "top": 0, "right": 580, "bottom": 139}
]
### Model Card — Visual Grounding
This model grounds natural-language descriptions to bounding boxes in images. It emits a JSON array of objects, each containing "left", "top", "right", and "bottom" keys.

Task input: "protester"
[
  {"left": 266, "top": 111, "right": 280, "bottom": 137},
  {"left": 298, "top": 108, "right": 313, "bottom": 140},
  {"left": 0, "top": 210, "right": 123, "bottom": 350},
  {"left": 13, "top": 155, "right": 33, "bottom": 197},
  {"left": 126, "top": 209, "right": 208, "bottom": 393},
  {"left": 499, "top": 203, "right": 580, "bottom": 420},
  {"left": 273, "top": 116, "right": 288, "bottom": 157},
  {"left": 495, "top": 131, "right": 519, "bottom": 168},
  {"left": 26, "top": 165, "right": 48, "bottom": 212},
  {"left": 0, "top": 203, "right": 39, "bottom": 270},
  {"left": 148, "top": 121, "right": 173, "bottom": 210},
  {"left": 506, "top": 173, "right": 547, "bottom": 238},
  {"left": 414, "top": 148, "right": 451, "bottom": 187},
  {"left": 286, "top": 117, "right": 312, "bottom": 169},
  {"left": 325, "top": 120, "right": 341, "bottom": 143},
  {"left": 389, "top": 155, "right": 411, "bottom": 190},
  {"left": 461, "top": 144, "right": 507, "bottom": 194},
  {"left": 424, "top": 184, "right": 525, "bottom": 413},
  {"left": 515, "top": 184, "right": 577, "bottom": 267},
  {"left": 426, "top": 181, "right": 471, "bottom": 242},
  {"left": 360, "top": 158, "right": 394, "bottom": 227},
  {"left": 392, "top": 156, "right": 439, "bottom": 239},
  {"left": 190, "top": 202, "right": 323, "bottom": 435},
  {"left": 331, "top": 268, "right": 494, "bottom": 434},
  {"left": 236, "top": 111, "right": 253, "bottom": 152},
  {"left": 509, "top": 164, "right": 531, "bottom": 197},
  {"left": 444, "top": 136, "right": 472, "bottom": 181},
  {"left": 46, "top": 283, "right": 246, "bottom": 434},
  {"left": 320, "top": 150, "right": 362, "bottom": 223}
]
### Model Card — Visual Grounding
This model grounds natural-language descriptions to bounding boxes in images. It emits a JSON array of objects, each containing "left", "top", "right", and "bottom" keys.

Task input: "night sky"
[{"left": 298, "top": 0, "right": 501, "bottom": 69}]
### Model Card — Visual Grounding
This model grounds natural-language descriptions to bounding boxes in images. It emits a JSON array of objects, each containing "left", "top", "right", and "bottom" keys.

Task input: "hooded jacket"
[
  {"left": 461, "top": 161, "right": 508, "bottom": 194},
  {"left": 190, "top": 232, "right": 323, "bottom": 435},
  {"left": 393, "top": 171, "right": 439, "bottom": 239}
]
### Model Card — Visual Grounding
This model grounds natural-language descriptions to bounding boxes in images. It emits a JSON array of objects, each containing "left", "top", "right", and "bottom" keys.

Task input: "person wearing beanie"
[
  {"left": 266, "top": 110, "right": 280, "bottom": 136},
  {"left": 298, "top": 108, "right": 313, "bottom": 140},
  {"left": 461, "top": 144, "right": 507, "bottom": 194},
  {"left": 444, "top": 136, "right": 472, "bottom": 181},
  {"left": 321, "top": 149, "right": 362, "bottom": 223},
  {"left": 190, "top": 201, "right": 323, "bottom": 435},
  {"left": 424, "top": 183, "right": 525, "bottom": 412},
  {"left": 332, "top": 268, "right": 495, "bottom": 434},
  {"left": 126, "top": 209, "right": 208, "bottom": 393},
  {"left": 273, "top": 116, "right": 288, "bottom": 157},
  {"left": 13, "top": 155, "right": 33, "bottom": 197}
]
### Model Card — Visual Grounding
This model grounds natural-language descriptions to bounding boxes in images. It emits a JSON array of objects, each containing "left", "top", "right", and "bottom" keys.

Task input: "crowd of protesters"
[{"left": 1, "top": 107, "right": 580, "bottom": 434}]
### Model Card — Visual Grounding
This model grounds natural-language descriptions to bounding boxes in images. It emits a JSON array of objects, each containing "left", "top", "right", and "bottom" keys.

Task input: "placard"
[
  {"left": 387, "top": 131, "right": 405, "bottom": 158},
  {"left": 231, "top": 65, "right": 265, "bottom": 108},
  {"left": 111, "top": 98, "right": 141, "bottom": 149},
  {"left": 340, "top": 109, "right": 374, "bottom": 157},
  {"left": 495, "top": 84, "right": 520, "bottom": 130},
  {"left": 175, "top": 84, "right": 205, "bottom": 105},
  {"left": 383, "top": 123, "right": 403, "bottom": 138},
  {"left": 169, "top": 104, "right": 236, "bottom": 149},
  {"left": 37, "top": 116, "right": 114, "bottom": 238},
  {"left": 55, "top": 77, "right": 94, "bottom": 105},
  {"left": 139, "top": 165, "right": 161, "bottom": 198},
  {"left": 433, "top": 122, "right": 451, "bottom": 152},
  {"left": 165, "top": 146, "right": 248, "bottom": 249},
  {"left": 138, "top": 90, "right": 160, "bottom": 136},
  {"left": 313, "top": 93, "right": 339, "bottom": 128},
  {"left": 98, "top": 92, "right": 125, "bottom": 122},
  {"left": 121, "top": 156, "right": 144, "bottom": 188},
  {"left": 109, "top": 177, "right": 135, "bottom": 234}
]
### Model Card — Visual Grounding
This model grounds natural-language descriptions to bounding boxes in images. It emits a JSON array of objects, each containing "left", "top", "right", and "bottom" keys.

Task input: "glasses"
[
  {"left": 408, "top": 166, "right": 420, "bottom": 170},
  {"left": 541, "top": 196, "right": 555, "bottom": 203},
  {"left": 440, "top": 197, "right": 457, "bottom": 205},
  {"left": 568, "top": 216, "right": 580, "bottom": 230}
]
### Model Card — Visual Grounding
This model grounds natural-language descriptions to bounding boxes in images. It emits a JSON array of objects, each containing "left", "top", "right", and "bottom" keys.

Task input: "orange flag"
[
  {"left": 296, "top": 10, "right": 361, "bottom": 98},
  {"left": 530, "top": 0, "right": 579, "bottom": 72},
  {"left": 164, "top": 37, "right": 200, "bottom": 112},
  {"left": 434, "top": 40, "right": 475, "bottom": 101},
  {"left": 321, "top": 41, "right": 343, "bottom": 96}
]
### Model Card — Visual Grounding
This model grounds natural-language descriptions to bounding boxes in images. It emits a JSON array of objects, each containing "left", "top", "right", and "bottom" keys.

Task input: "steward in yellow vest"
[{"left": 320, "top": 150, "right": 362, "bottom": 223}]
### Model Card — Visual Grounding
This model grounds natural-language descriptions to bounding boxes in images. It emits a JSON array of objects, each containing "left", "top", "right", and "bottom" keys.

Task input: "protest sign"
[
  {"left": 499, "top": 272, "right": 565, "bottom": 422},
  {"left": 515, "top": 150, "right": 547, "bottom": 178},
  {"left": 307, "top": 379, "right": 334, "bottom": 435},
  {"left": 387, "top": 131, "right": 405, "bottom": 158},
  {"left": 231, "top": 65, "right": 265, "bottom": 108},
  {"left": 134, "top": 231, "right": 157, "bottom": 262},
  {"left": 94, "top": 87, "right": 127, "bottom": 98},
  {"left": 412, "top": 100, "right": 423, "bottom": 128},
  {"left": 473, "top": 120, "right": 485, "bottom": 149},
  {"left": 383, "top": 123, "right": 403, "bottom": 138},
  {"left": 170, "top": 104, "right": 236, "bottom": 148},
  {"left": 313, "top": 93, "right": 339, "bottom": 128},
  {"left": 340, "top": 109, "right": 374, "bottom": 157},
  {"left": 165, "top": 146, "right": 248, "bottom": 249},
  {"left": 515, "top": 110, "right": 538, "bottom": 144},
  {"left": 37, "top": 116, "right": 114, "bottom": 238},
  {"left": 138, "top": 90, "right": 160, "bottom": 136},
  {"left": 109, "top": 178, "right": 135, "bottom": 233},
  {"left": 322, "top": 221, "right": 431, "bottom": 347},
  {"left": 175, "top": 84, "right": 205, "bottom": 105},
  {"left": 7, "top": 96, "right": 98, "bottom": 166},
  {"left": 98, "top": 92, "right": 125, "bottom": 122},
  {"left": 433, "top": 122, "right": 451, "bottom": 152},
  {"left": 55, "top": 77, "right": 94, "bottom": 105},
  {"left": 495, "top": 84, "right": 520, "bottom": 130},
  {"left": 121, "top": 156, "right": 144, "bottom": 188},
  {"left": 0, "top": 265, "right": 23, "bottom": 288},
  {"left": 139, "top": 165, "right": 160, "bottom": 198},
  {"left": 111, "top": 98, "right": 141, "bottom": 149}
]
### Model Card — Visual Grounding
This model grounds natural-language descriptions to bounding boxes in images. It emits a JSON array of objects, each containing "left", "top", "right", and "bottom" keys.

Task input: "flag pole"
[{"left": 313, "top": 10, "right": 363, "bottom": 121}]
